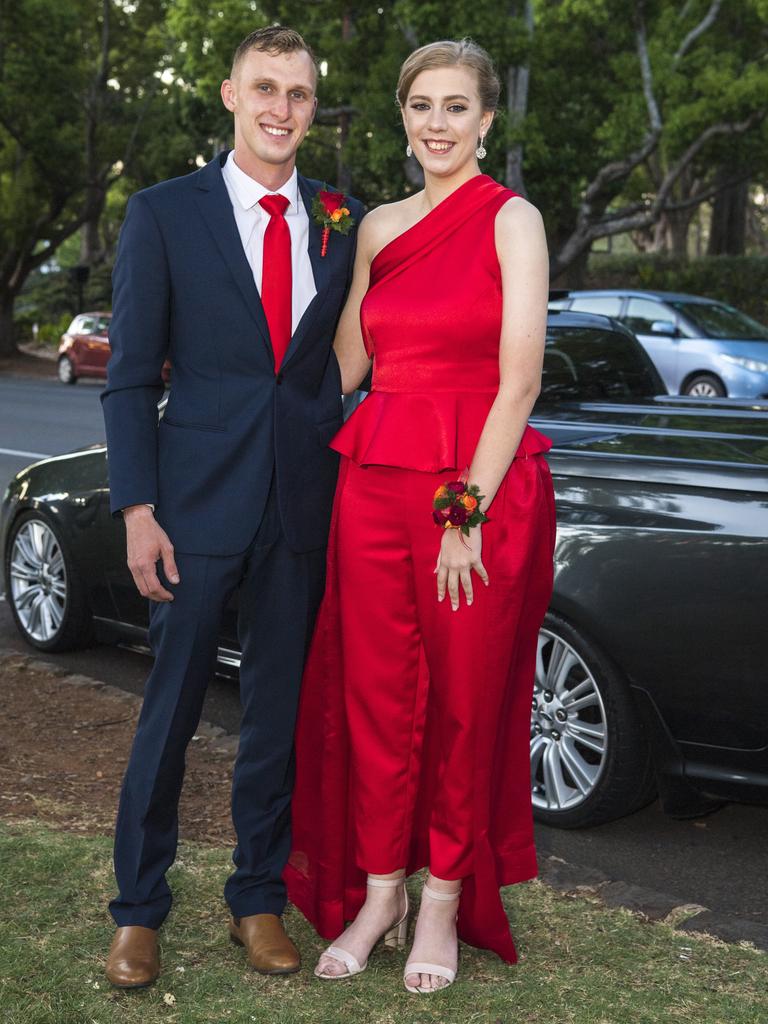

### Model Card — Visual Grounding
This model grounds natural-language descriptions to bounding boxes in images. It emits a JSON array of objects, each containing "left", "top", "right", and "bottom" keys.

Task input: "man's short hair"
[{"left": 230, "top": 25, "right": 318, "bottom": 82}]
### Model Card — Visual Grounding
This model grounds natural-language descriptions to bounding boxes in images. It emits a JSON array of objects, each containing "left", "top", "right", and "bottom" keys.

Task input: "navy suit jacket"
[{"left": 101, "top": 152, "right": 364, "bottom": 556}]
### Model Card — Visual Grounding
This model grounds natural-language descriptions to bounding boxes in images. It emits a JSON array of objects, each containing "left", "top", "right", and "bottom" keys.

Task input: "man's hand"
[{"left": 124, "top": 505, "right": 179, "bottom": 601}]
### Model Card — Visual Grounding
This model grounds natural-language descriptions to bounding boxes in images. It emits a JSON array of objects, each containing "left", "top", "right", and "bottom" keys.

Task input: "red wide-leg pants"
[{"left": 286, "top": 451, "right": 556, "bottom": 963}]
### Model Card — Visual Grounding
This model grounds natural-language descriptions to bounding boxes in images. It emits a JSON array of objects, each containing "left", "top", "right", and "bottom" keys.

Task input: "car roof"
[
  {"left": 76, "top": 310, "right": 112, "bottom": 318},
  {"left": 546, "top": 309, "right": 635, "bottom": 334},
  {"left": 557, "top": 289, "right": 718, "bottom": 305}
]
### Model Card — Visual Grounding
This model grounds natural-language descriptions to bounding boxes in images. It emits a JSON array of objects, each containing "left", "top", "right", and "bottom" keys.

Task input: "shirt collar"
[{"left": 223, "top": 151, "right": 300, "bottom": 214}]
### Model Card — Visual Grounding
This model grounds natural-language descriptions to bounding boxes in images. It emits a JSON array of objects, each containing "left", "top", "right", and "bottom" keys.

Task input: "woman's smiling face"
[{"left": 402, "top": 65, "right": 494, "bottom": 177}]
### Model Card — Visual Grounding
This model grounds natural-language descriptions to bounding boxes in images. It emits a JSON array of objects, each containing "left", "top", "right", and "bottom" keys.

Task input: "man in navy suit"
[{"left": 101, "top": 25, "right": 363, "bottom": 988}]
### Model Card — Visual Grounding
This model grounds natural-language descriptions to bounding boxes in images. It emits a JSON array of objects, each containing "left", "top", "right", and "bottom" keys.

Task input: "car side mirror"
[{"left": 650, "top": 320, "right": 677, "bottom": 336}]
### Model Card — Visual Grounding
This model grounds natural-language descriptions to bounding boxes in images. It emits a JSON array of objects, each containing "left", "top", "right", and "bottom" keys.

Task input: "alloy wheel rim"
[
  {"left": 9, "top": 520, "right": 67, "bottom": 642},
  {"left": 58, "top": 358, "right": 73, "bottom": 382},
  {"left": 689, "top": 381, "right": 718, "bottom": 397},
  {"left": 530, "top": 629, "right": 608, "bottom": 811}
]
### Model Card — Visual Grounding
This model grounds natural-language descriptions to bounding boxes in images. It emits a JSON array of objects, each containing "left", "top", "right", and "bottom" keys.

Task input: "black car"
[{"left": 3, "top": 312, "right": 767, "bottom": 828}]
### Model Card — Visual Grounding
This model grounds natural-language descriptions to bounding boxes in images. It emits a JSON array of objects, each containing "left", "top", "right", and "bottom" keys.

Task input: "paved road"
[
  {"left": 2, "top": 374, "right": 768, "bottom": 931},
  {"left": 0, "top": 376, "right": 107, "bottom": 497}
]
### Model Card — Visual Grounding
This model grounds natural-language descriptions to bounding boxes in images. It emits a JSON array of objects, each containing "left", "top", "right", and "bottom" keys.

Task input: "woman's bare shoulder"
[
  {"left": 495, "top": 193, "right": 544, "bottom": 232},
  {"left": 359, "top": 193, "right": 424, "bottom": 261},
  {"left": 494, "top": 195, "right": 546, "bottom": 260}
]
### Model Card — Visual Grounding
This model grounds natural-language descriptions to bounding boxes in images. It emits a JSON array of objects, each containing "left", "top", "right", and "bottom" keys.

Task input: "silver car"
[{"left": 549, "top": 289, "right": 768, "bottom": 400}]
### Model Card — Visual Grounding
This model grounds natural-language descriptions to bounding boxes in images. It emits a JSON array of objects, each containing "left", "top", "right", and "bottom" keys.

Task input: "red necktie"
[{"left": 259, "top": 193, "right": 292, "bottom": 372}]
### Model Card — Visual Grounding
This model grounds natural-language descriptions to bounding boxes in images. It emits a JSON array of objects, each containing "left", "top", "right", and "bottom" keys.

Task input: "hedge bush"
[{"left": 586, "top": 254, "right": 768, "bottom": 323}]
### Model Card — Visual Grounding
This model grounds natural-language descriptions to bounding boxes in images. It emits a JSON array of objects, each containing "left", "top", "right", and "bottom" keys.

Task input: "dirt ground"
[{"left": 0, "top": 651, "right": 236, "bottom": 845}]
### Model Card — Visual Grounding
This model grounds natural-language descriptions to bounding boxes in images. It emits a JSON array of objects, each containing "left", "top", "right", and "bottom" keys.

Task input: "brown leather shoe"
[
  {"left": 229, "top": 914, "right": 300, "bottom": 975},
  {"left": 105, "top": 925, "right": 160, "bottom": 989}
]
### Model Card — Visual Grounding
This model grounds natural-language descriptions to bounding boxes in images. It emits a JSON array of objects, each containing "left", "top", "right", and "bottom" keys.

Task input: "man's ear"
[{"left": 221, "top": 78, "right": 236, "bottom": 114}]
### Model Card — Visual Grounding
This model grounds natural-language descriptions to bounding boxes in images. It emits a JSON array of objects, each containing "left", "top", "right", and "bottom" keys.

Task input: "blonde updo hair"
[{"left": 396, "top": 38, "right": 501, "bottom": 113}]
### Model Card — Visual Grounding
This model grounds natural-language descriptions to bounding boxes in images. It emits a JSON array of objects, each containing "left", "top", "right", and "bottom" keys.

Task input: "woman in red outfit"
[{"left": 285, "top": 39, "right": 556, "bottom": 993}]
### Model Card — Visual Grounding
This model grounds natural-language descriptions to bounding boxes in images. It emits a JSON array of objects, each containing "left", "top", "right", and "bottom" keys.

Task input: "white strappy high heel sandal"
[
  {"left": 403, "top": 882, "right": 461, "bottom": 994},
  {"left": 315, "top": 876, "right": 409, "bottom": 980}
]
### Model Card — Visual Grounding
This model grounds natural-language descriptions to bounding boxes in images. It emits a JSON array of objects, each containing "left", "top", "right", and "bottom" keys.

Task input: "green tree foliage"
[
  {"left": 166, "top": 1, "right": 767, "bottom": 266},
  {"left": 5, "top": 0, "right": 768, "bottom": 349},
  {"left": 530, "top": 0, "right": 768, "bottom": 275},
  {"left": 0, "top": 0, "right": 189, "bottom": 355}
]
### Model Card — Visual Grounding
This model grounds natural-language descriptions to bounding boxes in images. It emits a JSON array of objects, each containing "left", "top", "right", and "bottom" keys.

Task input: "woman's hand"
[{"left": 435, "top": 526, "right": 489, "bottom": 610}]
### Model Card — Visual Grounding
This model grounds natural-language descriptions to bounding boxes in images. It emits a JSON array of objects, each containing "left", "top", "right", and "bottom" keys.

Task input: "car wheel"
[
  {"left": 531, "top": 613, "right": 656, "bottom": 827},
  {"left": 57, "top": 355, "right": 77, "bottom": 385},
  {"left": 4, "top": 511, "right": 93, "bottom": 652},
  {"left": 683, "top": 373, "right": 726, "bottom": 398}
]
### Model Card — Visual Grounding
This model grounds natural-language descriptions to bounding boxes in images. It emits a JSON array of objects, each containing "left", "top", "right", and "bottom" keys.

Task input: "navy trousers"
[{"left": 109, "top": 482, "right": 326, "bottom": 928}]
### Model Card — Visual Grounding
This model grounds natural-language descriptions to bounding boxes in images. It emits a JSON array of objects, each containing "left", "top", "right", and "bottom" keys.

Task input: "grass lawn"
[{"left": 1, "top": 821, "right": 766, "bottom": 1024}]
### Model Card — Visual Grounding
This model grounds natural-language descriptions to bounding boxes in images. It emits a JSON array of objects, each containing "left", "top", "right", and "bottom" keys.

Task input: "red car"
[{"left": 57, "top": 311, "right": 170, "bottom": 385}]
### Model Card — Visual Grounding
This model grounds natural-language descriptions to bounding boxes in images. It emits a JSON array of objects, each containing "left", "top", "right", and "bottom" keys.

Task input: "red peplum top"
[{"left": 330, "top": 173, "right": 552, "bottom": 472}]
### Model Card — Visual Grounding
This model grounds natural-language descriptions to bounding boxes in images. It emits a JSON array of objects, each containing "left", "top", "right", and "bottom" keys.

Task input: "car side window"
[
  {"left": 568, "top": 296, "right": 623, "bottom": 317},
  {"left": 97, "top": 317, "right": 111, "bottom": 334},
  {"left": 78, "top": 317, "right": 98, "bottom": 334},
  {"left": 535, "top": 326, "right": 661, "bottom": 406},
  {"left": 622, "top": 298, "right": 674, "bottom": 335}
]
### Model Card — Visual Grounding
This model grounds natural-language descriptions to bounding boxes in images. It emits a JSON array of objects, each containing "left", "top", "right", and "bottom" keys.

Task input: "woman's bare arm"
[
  {"left": 468, "top": 197, "right": 549, "bottom": 508},
  {"left": 333, "top": 214, "right": 378, "bottom": 394},
  {"left": 435, "top": 197, "right": 549, "bottom": 609}
]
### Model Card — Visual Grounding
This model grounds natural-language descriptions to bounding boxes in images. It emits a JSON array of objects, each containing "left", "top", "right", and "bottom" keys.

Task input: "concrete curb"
[
  {"left": 536, "top": 853, "right": 767, "bottom": 952},
  {"left": 2, "top": 648, "right": 766, "bottom": 953}
]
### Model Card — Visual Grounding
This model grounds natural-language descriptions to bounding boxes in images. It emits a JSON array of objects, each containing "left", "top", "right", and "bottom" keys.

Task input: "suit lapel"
[
  {"left": 192, "top": 153, "right": 273, "bottom": 363},
  {"left": 300, "top": 173, "right": 332, "bottom": 295},
  {"left": 192, "top": 158, "right": 341, "bottom": 370}
]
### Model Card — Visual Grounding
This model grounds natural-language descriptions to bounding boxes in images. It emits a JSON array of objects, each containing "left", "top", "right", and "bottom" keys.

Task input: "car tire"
[
  {"left": 682, "top": 373, "right": 726, "bottom": 398},
  {"left": 57, "top": 355, "right": 77, "bottom": 385},
  {"left": 531, "top": 612, "right": 656, "bottom": 828},
  {"left": 4, "top": 510, "right": 93, "bottom": 652}
]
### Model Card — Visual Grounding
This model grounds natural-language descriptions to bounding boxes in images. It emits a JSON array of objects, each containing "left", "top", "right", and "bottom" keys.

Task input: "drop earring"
[
  {"left": 406, "top": 143, "right": 413, "bottom": 158},
  {"left": 476, "top": 135, "right": 487, "bottom": 160}
]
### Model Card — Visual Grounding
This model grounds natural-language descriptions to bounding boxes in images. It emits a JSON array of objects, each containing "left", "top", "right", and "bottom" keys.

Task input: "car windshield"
[
  {"left": 535, "top": 325, "right": 661, "bottom": 406},
  {"left": 668, "top": 301, "right": 768, "bottom": 341}
]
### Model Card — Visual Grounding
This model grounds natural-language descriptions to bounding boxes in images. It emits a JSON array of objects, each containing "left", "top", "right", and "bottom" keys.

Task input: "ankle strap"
[
  {"left": 423, "top": 883, "right": 461, "bottom": 901},
  {"left": 367, "top": 876, "right": 405, "bottom": 889}
]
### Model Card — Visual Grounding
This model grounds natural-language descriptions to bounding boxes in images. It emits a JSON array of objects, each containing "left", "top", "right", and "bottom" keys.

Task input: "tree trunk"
[
  {"left": 78, "top": 178, "right": 109, "bottom": 264},
  {"left": 80, "top": 216, "right": 102, "bottom": 265},
  {"left": 504, "top": 0, "right": 534, "bottom": 196},
  {"left": 708, "top": 172, "right": 749, "bottom": 255},
  {"left": 665, "top": 207, "right": 694, "bottom": 258},
  {"left": 551, "top": 247, "right": 590, "bottom": 289},
  {"left": 0, "top": 289, "right": 18, "bottom": 358}
]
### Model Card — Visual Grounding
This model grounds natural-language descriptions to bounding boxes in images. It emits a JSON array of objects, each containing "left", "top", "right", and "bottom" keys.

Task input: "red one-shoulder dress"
[{"left": 285, "top": 174, "right": 556, "bottom": 964}]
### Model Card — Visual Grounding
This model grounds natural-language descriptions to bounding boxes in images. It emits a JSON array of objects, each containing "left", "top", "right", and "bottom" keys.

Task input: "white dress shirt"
[{"left": 221, "top": 152, "right": 317, "bottom": 334}]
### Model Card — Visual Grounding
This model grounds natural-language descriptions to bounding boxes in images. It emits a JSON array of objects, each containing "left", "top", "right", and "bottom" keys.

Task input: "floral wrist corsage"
[
  {"left": 432, "top": 481, "right": 489, "bottom": 536},
  {"left": 312, "top": 187, "right": 356, "bottom": 256}
]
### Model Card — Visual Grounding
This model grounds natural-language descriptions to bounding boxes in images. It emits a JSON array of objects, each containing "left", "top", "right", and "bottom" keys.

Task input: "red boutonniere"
[{"left": 312, "top": 187, "right": 355, "bottom": 256}]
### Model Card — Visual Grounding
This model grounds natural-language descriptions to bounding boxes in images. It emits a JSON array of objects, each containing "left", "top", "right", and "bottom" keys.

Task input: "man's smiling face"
[{"left": 221, "top": 46, "right": 317, "bottom": 176}]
